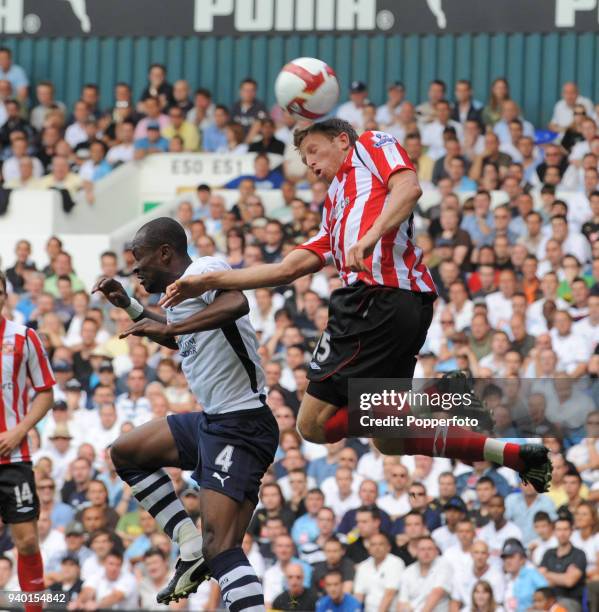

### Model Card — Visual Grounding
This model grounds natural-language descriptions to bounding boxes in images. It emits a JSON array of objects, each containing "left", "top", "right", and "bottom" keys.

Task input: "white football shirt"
[{"left": 165, "top": 257, "right": 266, "bottom": 415}]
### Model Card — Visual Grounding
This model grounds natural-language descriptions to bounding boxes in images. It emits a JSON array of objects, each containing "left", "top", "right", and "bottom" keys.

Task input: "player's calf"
[{"left": 11, "top": 522, "right": 44, "bottom": 612}]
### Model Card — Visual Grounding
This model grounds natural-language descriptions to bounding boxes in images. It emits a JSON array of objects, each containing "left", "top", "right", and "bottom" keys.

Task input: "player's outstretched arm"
[
  {"left": 92, "top": 276, "right": 178, "bottom": 349},
  {"left": 347, "top": 170, "right": 422, "bottom": 272},
  {"left": 0, "top": 389, "right": 53, "bottom": 456},
  {"left": 159, "top": 248, "right": 323, "bottom": 309},
  {"left": 121, "top": 290, "right": 249, "bottom": 339}
]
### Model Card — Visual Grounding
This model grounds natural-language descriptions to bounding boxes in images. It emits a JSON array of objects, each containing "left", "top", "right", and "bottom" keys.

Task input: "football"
[{"left": 274, "top": 57, "right": 340, "bottom": 120}]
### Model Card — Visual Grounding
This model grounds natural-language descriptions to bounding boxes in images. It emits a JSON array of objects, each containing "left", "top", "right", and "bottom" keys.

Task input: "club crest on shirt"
[
  {"left": 1, "top": 342, "right": 14, "bottom": 355},
  {"left": 371, "top": 132, "right": 396, "bottom": 148}
]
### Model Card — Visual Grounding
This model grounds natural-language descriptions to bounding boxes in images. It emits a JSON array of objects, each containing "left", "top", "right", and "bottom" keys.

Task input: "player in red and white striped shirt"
[
  {"left": 160, "top": 119, "right": 551, "bottom": 494},
  {"left": 0, "top": 271, "right": 55, "bottom": 612}
]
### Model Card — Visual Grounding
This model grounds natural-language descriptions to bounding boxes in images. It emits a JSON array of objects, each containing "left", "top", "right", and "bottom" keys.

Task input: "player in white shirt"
[
  {"left": 93, "top": 218, "right": 278, "bottom": 610},
  {"left": 398, "top": 535, "right": 452, "bottom": 612}
]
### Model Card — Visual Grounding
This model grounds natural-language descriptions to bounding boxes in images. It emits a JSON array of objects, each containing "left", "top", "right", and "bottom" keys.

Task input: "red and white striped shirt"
[
  {"left": 298, "top": 130, "right": 436, "bottom": 293},
  {"left": 0, "top": 318, "right": 55, "bottom": 464}
]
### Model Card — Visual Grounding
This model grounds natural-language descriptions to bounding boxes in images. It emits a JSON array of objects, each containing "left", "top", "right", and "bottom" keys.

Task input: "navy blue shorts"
[{"left": 167, "top": 407, "right": 278, "bottom": 505}]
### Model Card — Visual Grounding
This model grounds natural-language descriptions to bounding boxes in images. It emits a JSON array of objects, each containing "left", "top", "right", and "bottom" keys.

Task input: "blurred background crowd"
[{"left": 0, "top": 49, "right": 598, "bottom": 611}]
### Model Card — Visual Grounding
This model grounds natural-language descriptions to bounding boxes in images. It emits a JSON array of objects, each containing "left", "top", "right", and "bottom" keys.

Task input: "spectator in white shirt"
[
  {"left": 106, "top": 120, "right": 135, "bottom": 165},
  {"left": 566, "top": 411, "right": 599, "bottom": 485},
  {"left": 336, "top": 81, "right": 369, "bottom": 131},
  {"left": 38, "top": 511, "right": 66, "bottom": 569},
  {"left": 325, "top": 467, "right": 361, "bottom": 522},
  {"left": 263, "top": 534, "right": 307, "bottom": 608},
  {"left": 137, "top": 548, "right": 171, "bottom": 610},
  {"left": 549, "top": 82, "right": 595, "bottom": 133},
  {"left": 479, "top": 495, "right": 523, "bottom": 560},
  {"left": 569, "top": 117, "right": 597, "bottom": 163},
  {"left": 377, "top": 463, "right": 411, "bottom": 520},
  {"left": 422, "top": 99, "right": 464, "bottom": 160},
  {"left": 115, "top": 368, "right": 152, "bottom": 426},
  {"left": 376, "top": 81, "right": 405, "bottom": 127},
  {"left": 540, "top": 375, "right": 595, "bottom": 431},
  {"left": 550, "top": 310, "right": 591, "bottom": 377},
  {"left": 527, "top": 272, "right": 570, "bottom": 336},
  {"left": 485, "top": 269, "right": 517, "bottom": 329},
  {"left": 494, "top": 99, "right": 535, "bottom": 145},
  {"left": 548, "top": 214, "right": 590, "bottom": 266},
  {"left": 2, "top": 135, "right": 43, "bottom": 181},
  {"left": 432, "top": 496, "right": 467, "bottom": 553},
  {"left": 443, "top": 518, "right": 476, "bottom": 568},
  {"left": 249, "top": 287, "right": 278, "bottom": 342},
  {"left": 451, "top": 540, "right": 506, "bottom": 608},
  {"left": 65, "top": 100, "right": 92, "bottom": 149},
  {"left": 354, "top": 533, "right": 405, "bottom": 612},
  {"left": 529, "top": 511, "right": 559, "bottom": 566},
  {"left": 398, "top": 535, "right": 452, "bottom": 612},
  {"left": 74, "top": 551, "right": 138, "bottom": 610},
  {"left": 479, "top": 330, "right": 510, "bottom": 376},
  {"left": 447, "top": 279, "right": 474, "bottom": 331}
]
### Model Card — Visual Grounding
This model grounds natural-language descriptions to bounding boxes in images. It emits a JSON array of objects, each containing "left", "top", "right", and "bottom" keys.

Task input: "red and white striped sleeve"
[
  {"left": 295, "top": 201, "right": 331, "bottom": 264},
  {"left": 25, "top": 328, "right": 56, "bottom": 391},
  {"left": 355, "top": 130, "right": 416, "bottom": 188}
]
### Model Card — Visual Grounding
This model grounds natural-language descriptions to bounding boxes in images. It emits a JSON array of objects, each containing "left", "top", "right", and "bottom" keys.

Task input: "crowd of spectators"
[{"left": 0, "top": 47, "right": 599, "bottom": 612}]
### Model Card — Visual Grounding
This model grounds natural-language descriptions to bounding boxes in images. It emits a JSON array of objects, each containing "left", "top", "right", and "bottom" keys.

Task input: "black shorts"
[
  {"left": 167, "top": 407, "right": 278, "bottom": 505},
  {"left": 0, "top": 462, "right": 40, "bottom": 524},
  {"left": 307, "top": 282, "right": 435, "bottom": 407}
]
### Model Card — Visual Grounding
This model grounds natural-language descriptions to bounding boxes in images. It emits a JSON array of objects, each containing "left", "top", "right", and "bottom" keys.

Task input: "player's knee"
[
  {"left": 14, "top": 531, "right": 38, "bottom": 556},
  {"left": 109, "top": 436, "right": 133, "bottom": 469},
  {"left": 296, "top": 413, "right": 322, "bottom": 443},
  {"left": 373, "top": 437, "right": 402, "bottom": 455}
]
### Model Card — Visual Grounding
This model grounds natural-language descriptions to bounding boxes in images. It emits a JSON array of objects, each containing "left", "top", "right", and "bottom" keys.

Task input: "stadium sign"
[{"left": 1, "top": 0, "right": 598, "bottom": 36}]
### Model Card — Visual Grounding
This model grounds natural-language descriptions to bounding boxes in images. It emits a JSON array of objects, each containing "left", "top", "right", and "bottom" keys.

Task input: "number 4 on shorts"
[{"left": 215, "top": 445, "right": 234, "bottom": 472}]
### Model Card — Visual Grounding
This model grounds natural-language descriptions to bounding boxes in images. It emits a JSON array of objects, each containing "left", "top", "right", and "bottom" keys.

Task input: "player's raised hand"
[
  {"left": 158, "top": 275, "right": 207, "bottom": 309},
  {"left": 92, "top": 276, "right": 130, "bottom": 308}
]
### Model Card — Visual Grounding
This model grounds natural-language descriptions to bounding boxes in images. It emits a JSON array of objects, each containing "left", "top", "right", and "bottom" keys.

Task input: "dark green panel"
[
  {"left": 166, "top": 37, "right": 185, "bottom": 81},
  {"left": 472, "top": 35, "right": 490, "bottom": 103},
  {"left": 523, "top": 35, "right": 542, "bottom": 130},
  {"left": 576, "top": 33, "right": 594, "bottom": 100},
  {"left": 506, "top": 34, "right": 525, "bottom": 105},
  {"left": 65, "top": 39, "right": 84, "bottom": 108},
  {"left": 541, "top": 33, "right": 560, "bottom": 127},
  {"left": 403, "top": 36, "right": 420, "bottom": 102},
  {"left": 558, "top": 33, "right": 577, "bottom": 88},
  {"left": 99, "top": 38, "right": 117, "bottom": 109},
  {"left": 437, "top": 36, "right": 455, "bottom": 90},
  {"left": 132, "top": 38, "right": 151, "bottom": 100},
  {"left": 216, "top": 37, "right": 234, "bottom": 106},
  {"left": 115, "top": 38, "right": 134, "bottom": 87},
  {"left": 420, "top": 36, "right": 438, "bottom": 102},
  {"left": 2, "top": 33, "right": 598, "bottom": 128},
  {"left": 489, "top": 34, "right": 508, "bottom": 80},
  {"left": 49, "top": 39, "right": 68, "bottom": 101},
  {"left": 369, "top": 36, "right": 387, "bottom": 98}
]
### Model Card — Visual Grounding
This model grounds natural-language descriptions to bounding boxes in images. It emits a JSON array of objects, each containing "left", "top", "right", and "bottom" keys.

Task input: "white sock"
[
  {"left": 483, "top": 438, "right": 507, "bottom": 464},
  {"left": 176, "top": 518, "right": 204, "bottom": 562}
]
